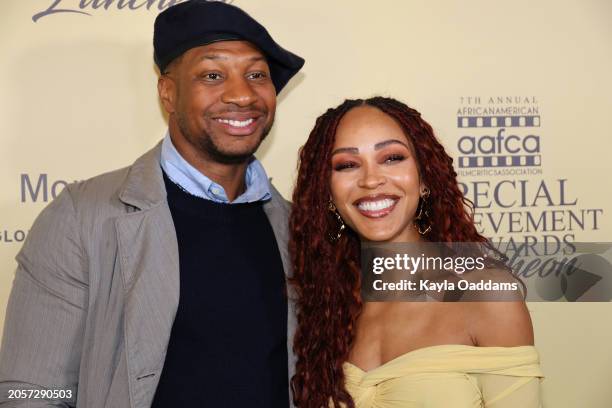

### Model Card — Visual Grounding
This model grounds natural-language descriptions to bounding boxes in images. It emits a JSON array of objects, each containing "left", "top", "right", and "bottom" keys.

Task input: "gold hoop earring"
[
  {"left": 414, "top": 188, "right": 432, "bottom": 235},
  {"left": 328, "top": 201, "right": 346, "bottom": 242}
]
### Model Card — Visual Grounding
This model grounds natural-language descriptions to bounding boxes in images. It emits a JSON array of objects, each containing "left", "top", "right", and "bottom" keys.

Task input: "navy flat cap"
[{"left": 154, "top": 0, "right": 305, "bottom": 93}]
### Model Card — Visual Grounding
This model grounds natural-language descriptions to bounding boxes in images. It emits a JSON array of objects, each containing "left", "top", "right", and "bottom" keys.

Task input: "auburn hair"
[{"left": 289, "top": 97, "right": 492, "bottom": 407}]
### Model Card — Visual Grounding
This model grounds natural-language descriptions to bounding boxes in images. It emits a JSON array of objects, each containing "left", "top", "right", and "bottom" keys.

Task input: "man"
[{"left": 0, "top": 1, "right": 304, "bottom": 407}]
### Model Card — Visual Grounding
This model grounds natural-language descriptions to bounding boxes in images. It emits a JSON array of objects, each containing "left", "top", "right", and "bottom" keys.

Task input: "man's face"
[{"left": 159, "top": 41, "right": 276, "bottom": 164}]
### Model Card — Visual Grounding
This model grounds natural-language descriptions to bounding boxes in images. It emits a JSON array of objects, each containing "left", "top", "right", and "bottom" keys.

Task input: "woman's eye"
[
  {"left": 334, "top": 162, "right": 358, "bottom": 171},
  {"left": 384, "top": 154, "right": 405, "bottom": 163}
]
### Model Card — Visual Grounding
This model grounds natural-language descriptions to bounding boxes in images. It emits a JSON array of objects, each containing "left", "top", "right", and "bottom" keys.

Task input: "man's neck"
[{"left": 169, "top": 132, "right": 248, "bottom": 202}]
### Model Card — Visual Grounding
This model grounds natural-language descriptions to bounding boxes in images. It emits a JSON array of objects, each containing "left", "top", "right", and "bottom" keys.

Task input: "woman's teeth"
[
  {"left": 357, "top": 198, "right": 397, "bottom": 212},
  {"left": 216, "top": 118, "right": 255, "bottom": 128}
]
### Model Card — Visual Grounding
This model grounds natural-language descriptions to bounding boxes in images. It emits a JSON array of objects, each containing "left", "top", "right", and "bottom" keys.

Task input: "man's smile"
[{"left": 212, "top": 112, "right": 264, "bottom": 135}]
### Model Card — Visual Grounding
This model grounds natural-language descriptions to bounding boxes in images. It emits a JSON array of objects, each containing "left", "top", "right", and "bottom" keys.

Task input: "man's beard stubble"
[{"left": 177, "top": 113, "right": 274, "bottom": 165}]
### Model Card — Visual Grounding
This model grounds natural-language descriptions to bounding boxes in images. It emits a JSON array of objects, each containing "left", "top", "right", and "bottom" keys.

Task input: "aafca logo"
[{"left": 456, "top": 97, "right": 542, "bottom": 176}]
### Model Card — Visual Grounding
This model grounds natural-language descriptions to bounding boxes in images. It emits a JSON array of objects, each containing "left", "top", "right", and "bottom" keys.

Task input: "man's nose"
[
  {"left": 221, "top": 75, "right": 258, "bottom": 107},
  {"left": 357, "top": 163, "right": 386, "bottom": 189}
]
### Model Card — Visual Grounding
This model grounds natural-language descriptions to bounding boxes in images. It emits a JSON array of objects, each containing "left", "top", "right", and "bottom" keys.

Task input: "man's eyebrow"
[
  {"left": 199, "top": 54, "right": 226, "bottom": 61},
  {"left": 198, "top": 54, "right": 266, "bottom": 62},
  {"left": 331, "top": 139, "right": 410, "bottom": 156}
]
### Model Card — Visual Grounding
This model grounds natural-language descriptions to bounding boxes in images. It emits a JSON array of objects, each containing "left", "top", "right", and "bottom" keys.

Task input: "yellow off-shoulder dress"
[{"left": 343, "top": 345, "right": 544, "bottom": 408}]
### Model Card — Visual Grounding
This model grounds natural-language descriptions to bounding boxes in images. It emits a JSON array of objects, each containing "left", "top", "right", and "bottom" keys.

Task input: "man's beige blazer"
[{"left": 0, "top": 142, "right": 296, "bottom": 407}]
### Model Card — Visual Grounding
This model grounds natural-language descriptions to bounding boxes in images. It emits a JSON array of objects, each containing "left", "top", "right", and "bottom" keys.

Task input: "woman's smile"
[{"left": 353, "top": 194, "right": 400, "bottom": 218}]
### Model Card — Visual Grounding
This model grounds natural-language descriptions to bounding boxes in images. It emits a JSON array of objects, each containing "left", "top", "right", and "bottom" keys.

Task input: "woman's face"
[{"left": 330, "top": 105, "right": 425, "bottom": 243}]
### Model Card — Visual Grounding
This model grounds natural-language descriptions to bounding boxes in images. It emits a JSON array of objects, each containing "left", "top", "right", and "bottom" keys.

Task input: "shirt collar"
[{"left": 160, "top": 132, "right": 271, "bottom": 204}]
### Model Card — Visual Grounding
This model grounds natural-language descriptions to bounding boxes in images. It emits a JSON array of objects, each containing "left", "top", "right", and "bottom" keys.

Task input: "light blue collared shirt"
[{"left": 160, "top": 132, "right": 272, "bottom": 204}]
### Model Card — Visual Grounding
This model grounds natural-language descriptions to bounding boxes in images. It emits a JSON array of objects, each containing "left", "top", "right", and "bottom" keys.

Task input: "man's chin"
[
  {"left": 195, "top": 124, "right": 271, "bottom": 164},
  {"left": 212, "top": 153, "right": 254, "bottom": 165},
  {"left": 205, "top": 146, "right": 259, "bottom": 165}
]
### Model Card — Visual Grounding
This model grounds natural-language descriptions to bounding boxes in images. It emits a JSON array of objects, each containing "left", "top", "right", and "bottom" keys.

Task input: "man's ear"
[{"left": 158, "top": 74, "right": 177, "bottom": 114}]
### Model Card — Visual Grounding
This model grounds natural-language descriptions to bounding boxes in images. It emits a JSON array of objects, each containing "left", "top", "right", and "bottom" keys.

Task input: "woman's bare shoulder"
[{"left": 466, "top": 300, "right": 534, "bottom": 347}]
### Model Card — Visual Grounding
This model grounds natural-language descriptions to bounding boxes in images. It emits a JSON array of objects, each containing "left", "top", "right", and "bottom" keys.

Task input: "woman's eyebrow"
[
  {"left": 374, "top": 139, "right": 410, "bottom": 150},
  {"left": 331, "top": 139, "right": 410, "bottom": 156},
  {"left": 331, "top": 147, "right": 359, "bottom": 156}
]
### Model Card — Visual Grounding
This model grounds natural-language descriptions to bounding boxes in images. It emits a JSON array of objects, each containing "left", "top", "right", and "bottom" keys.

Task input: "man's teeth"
[
  {"left": 357, "top": 198, "right": 396, "bottom": 212},
  {"left": 216, "top": 118, "right": 255, "bottom": 128}
]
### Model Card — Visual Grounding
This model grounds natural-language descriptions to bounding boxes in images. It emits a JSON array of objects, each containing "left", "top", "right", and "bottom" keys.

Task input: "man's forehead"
[{"left": 186, "top": 41, "right": 267, "bottom": 62}]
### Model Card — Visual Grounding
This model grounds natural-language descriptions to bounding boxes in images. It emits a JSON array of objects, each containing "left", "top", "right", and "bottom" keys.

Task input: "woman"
[{"left": 289, "top": 97, "right": 543, "bottom": 407}]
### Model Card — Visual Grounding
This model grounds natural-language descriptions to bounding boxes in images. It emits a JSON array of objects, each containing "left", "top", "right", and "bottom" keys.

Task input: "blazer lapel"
[
  {"left": 263, "top": 189, "right": 292, "bottom": 280},
  {"left": 263, "top": 187, "right": 297, "bottom": 407},
  {"left": 116, "top": 142, "right": 180, "bottom": 408}
]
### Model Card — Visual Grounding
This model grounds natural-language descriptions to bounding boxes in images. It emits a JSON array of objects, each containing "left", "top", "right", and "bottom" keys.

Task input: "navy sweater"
[{"left": 151, "top": 173, "right": 289, "bottom": 407}]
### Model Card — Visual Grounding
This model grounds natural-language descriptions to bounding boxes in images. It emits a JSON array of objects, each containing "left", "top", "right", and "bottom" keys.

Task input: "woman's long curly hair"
[{"left": 289, "top": 97, "right": 492, "bottom": 407}]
